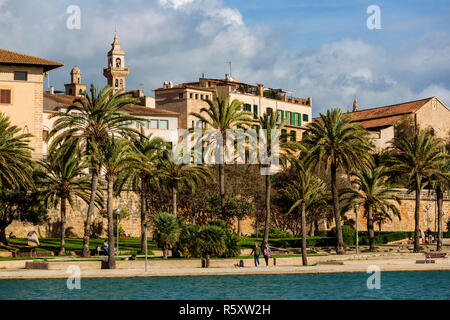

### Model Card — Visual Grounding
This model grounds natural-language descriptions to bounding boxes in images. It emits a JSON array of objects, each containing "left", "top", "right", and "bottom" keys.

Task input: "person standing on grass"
[
  {"left": 262, "top": 242, "right": 271, "bottom": 268},
  {"left": 249, "top": 242, "right": 261, "bottom": 268}
]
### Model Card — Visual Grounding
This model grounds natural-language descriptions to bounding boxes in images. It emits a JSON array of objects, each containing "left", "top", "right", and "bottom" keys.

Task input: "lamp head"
[
  {"left": 354, "top": 203, "right": 360, "bottom": 209},
  {"left": 115, "top": 208, "right": 121, "bottom": 215}
]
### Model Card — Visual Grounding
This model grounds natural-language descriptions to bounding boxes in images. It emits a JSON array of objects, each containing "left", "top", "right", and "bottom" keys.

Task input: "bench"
[{"left": 425, "top": 252, "right": 448, "bottom": 263}]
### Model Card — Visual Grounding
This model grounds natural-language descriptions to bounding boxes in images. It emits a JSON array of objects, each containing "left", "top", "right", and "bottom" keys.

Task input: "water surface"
[{"left": 0, "top": 271, "right": 448, "bottom": 300}]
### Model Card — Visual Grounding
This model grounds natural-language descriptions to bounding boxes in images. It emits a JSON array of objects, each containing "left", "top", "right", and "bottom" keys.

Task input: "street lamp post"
[
  {"left": 354, "top": 203, "right": 360, "bottom": 256},
  {"left": 144, "top": 222, "right": 151, "bottom": 272},
  {"left": 115, "top": 208, "right": 120, "bottom": 257}
]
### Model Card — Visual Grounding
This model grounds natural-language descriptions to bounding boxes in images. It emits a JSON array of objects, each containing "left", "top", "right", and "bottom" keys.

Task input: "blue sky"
[{"left": 1, "top": 0, "right": 449, "bottom": 116}]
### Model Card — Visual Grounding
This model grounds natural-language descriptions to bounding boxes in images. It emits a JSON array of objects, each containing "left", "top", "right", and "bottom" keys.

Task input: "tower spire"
[{"left": 353, "top": 96, "right": 359, "bottom": 112}]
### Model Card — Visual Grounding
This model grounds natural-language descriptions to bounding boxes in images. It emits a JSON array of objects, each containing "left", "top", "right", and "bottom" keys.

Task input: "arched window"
[
  {"left": 69, "top": 88, "right": 73, "bottom": 95},
  {"left": 79, "top": 89, "right": 83, "bottom": 95},
  {"left": 115, "top": 79, "right": 119, "bottom": 88},
  {"left": 120, "top": 79, "right": 123, "bottom": 87},
  {"left": 77, "top": 78, "right": 80, "bottom": 84},
  {"left": 116, "top": 58, "right": 121, "bottom": 67}
]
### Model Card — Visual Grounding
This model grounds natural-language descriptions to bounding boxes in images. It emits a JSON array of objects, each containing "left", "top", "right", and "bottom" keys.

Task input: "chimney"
[
  {"left": 257, "top": 84, "right": 264, "bottom": 97},
  {"left": 50, "top": 86, "right": 54, "bottom": 95},
  {"left": 225, "top": 73, "right": 230, "bottom": 81},
  {"left": 138, "top": 89, "right": 144, "bottom": 97},
  {"left": 163, "top": 81, "right": 168, "bottom": 89},
  {"left": 168, "top": 81, "right": 173, "bottom": 88}
]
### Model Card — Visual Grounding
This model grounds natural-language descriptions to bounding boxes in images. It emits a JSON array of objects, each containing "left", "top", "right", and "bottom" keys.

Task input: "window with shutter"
[
  {"left": 303, "top": 114, "right": 309, "bottom": 122},
  {"left": 0, "top": 89, "right": 11, "bottom": 104},
  {"left": 253, "top": 105, "right": 258, "bottom": 119},
  {"left": 290, "top": 130, "right": 296, "bottom": 141}
]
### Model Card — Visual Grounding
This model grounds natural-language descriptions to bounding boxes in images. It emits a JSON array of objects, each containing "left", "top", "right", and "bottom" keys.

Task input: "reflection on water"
[{"left": 0, "top": 271, "right": 449, "bottom": 300}]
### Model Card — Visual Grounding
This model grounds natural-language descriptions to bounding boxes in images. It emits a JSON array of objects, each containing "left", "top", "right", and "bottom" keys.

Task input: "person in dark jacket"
[
  {"left": 262, "top": 242, "right": 272, "bottom": 267},
  {"left": 249, "top": 242, "right": 261, "bottom": 268}
]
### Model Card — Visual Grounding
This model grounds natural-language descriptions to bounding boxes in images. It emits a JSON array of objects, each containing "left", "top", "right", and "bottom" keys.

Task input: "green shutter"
[
  {"left": 290, "top": 112, "right": 295, "bottom": 125},
  {"left": 297, "top": 113, "right": 301, "bottom": 126},
  {"left": 253, "top": 105, "right": 258, "bottom": 119}
]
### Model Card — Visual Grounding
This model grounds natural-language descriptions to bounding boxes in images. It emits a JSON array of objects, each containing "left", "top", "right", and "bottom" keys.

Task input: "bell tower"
[
  {"left": 103, "top": 33, "right": 129, "bottom": 93},
  {"left": 64, "top": 66, "right": 87, "bottom": 96}
]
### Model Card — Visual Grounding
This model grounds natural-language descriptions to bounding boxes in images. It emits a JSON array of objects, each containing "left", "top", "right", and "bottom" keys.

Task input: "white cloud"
[{"left": 158, "top": 0, "right": 195, "bottom": 9}]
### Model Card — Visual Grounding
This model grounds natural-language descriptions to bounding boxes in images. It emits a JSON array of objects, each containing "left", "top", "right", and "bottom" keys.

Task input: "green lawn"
[{"left": 1, "top": 237, "right": 158, "bottom": 254}]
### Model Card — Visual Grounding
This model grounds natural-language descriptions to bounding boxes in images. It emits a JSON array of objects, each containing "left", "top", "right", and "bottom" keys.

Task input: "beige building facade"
[
  {"left": 0, "top": 49, "right": 63, "bottom": 159},
  {"left": 154, "top": 75, "right": 312, "bottom": 141}
]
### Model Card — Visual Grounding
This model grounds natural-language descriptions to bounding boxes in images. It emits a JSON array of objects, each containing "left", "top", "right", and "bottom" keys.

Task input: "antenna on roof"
[{"left": 202, "top": 73, "right": 204, "bottom": 78}]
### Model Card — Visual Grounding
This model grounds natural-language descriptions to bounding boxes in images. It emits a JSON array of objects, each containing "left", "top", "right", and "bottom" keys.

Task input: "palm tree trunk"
[
  {"left": 309, "top": 219, "right": 315, "bottom": 237},
  {"left": 436, "top": 187, "right": 443, "bottom": 251},
  {"left": 140, "top": 179, "right": 147, "bottom": 254},
  {"left": 107, "top": 178, "right": 116, "bottom": 269},
  {"left": 301, "top": 201, "right": 308, "bottom": 266},
  {"left": 163, "top": 247, "right": 168, "bottom": 259},
  {"left": 263, "top": 167, "right": 271, "bottom": 245},
  {"left": 219, "top": 134, "right": 227, "bottom": 218},
  {"left": 0, "top": 226, "right": 7, "bottom": 245},
  {"left": 82, "top": 164, "right": 99, "bottom": 258},
  {"left": 59, "top": 198, "right": 67, "bottom": 256},
  {"left": 331, "top": 162, "right": 345, "bottom": 254},
  {"left": 367, "top": 206, "right": 375, "bottom": 252},
  {"left": 172, "top": 186, "right": 177, "bottom": 216},
  {"left": 237, "top": 216, "right": 242, "bottom": 237},
  {"left": 414, "top": 186, "right": 421, "bottom": 253}
]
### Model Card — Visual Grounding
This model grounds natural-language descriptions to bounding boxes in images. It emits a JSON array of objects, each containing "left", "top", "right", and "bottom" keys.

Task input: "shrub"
[
  {"left": 208, "top": 219, "right": 240, "bottom": 258},
  {"left": 177, "top": 224, "right": 202, "bottom": 258},
  {"left": 329, "top": 225, "right": 355, "bottom": 245},
  {"left": 251, "top": 226, "right": 293, "bottom": 238},
  {"left": 153, "top": 212, "right": 181, "bottom": 259},
  {"left": 199, "top": 225, "right": 226, "bottom": 258}
]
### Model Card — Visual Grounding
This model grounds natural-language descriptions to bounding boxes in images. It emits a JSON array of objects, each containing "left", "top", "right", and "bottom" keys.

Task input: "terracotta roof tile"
[
  {"left": 0, "top": 48, "right": 63, "bottom": 72},
  {"left": 43, "top": 92, "right": 179, "bottom": 116},
  {"left": 313, "top": 97, "right": 434, "bottom": 129}
]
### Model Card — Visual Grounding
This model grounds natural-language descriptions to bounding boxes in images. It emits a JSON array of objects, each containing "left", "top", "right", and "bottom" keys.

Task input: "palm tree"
[
  {"left": 281, "top": 172, "right": 328, "bottom": 265},
  {"left": 158, "top": 144, "right": 212, "bottom": 216},
  {"left": 386, "top": 131, "right": 449, "bottom": 252},
  {"left": 258, "top": 111, "right": 287, "bottom": 246},
  {"left": 340, "top": 166, "right": 401, "bottom": 251},
  {"left": 430, "top": 150, "right": 450, "bottom": 251},
  {"left": 302, "top": 108, "right": 373, "bottom": 254},
  {"left": 99, "top": 138, "right": 132, "bottom": 269},
  {"left": 48, "top": 84, "right": 142, "bottom": 257},
  {"left": 153, "top": 212, "right": 182, "bottom": 259},
  {"left": 35, "top": 145, "right": 93, "bottom": 255},
  {"left": 387, "top": 131, "right": 449, "bottom": 253},
  {"left": 0, "top": 113, "right": 34, "bottom": 189},
  {"left": 117, "top": 132, "right": 166, "bottom": 253},
  {"left": 190, "top": 96, "right": 253, "bottom": 217}
]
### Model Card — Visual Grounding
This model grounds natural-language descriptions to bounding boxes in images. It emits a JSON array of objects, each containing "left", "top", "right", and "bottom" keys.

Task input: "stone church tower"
[
  {"left": 353, "top": 96, "right": 359, "bottom": 112},
  {"left": 64, "top": 66, "right": 87, "bottom": 96},
  {"left": 103, "top": 33, "right": 129, "bottom": 92}
]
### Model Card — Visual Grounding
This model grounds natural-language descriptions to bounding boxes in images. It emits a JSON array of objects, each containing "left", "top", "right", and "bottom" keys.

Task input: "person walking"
[
  {"left": 249, "top": 242, "right": 261, "bottom": 268},
  {"left": 262, "top": 242, "right": 272, "bottom": 268}
]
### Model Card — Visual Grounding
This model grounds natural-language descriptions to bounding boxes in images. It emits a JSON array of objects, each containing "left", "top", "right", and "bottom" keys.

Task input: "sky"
[{"left": 1, "top": 0, "right": 450, "bottom": 116}]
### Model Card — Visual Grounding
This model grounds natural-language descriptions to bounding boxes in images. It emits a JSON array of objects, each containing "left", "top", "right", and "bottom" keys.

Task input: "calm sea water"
[{"left": 0, "top": 271, "right": 449, "bottom": 300}]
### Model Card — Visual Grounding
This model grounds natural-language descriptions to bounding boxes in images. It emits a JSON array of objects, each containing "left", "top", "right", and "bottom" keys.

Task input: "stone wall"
[{"left": 6, "top": 189, "right": 450, "bottom": 239}]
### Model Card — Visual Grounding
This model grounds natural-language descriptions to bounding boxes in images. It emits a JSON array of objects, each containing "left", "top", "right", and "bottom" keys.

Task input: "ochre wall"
[{"left": 6, "top": 189, "right": 450, "bottom": 239}]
